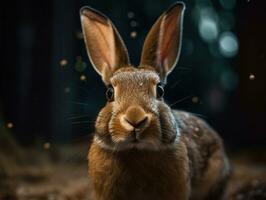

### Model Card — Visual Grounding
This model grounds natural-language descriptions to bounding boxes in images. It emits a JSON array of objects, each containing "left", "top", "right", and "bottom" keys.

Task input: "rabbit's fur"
[{"left": 80, "top": 2, "right": 230, "bottom": 200}]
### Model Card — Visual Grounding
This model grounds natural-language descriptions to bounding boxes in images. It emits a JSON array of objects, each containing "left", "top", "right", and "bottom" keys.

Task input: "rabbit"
[{"left": 80, "top": 2, "right": 231, "bottom": 200}]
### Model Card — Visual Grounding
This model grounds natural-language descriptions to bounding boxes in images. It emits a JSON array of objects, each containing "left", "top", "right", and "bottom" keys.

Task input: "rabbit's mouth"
[
  {"left": 94, "top": 133, "right": 163, "bottom": 151},
  {"left": 112, "top": 129, "right": 146, "bottom": 144},
  {"left": 94, "top": 131, "right": 179, "bottom": 151},
  {"left": 94, "top": 118, "right": 171, "bottom": 151}
]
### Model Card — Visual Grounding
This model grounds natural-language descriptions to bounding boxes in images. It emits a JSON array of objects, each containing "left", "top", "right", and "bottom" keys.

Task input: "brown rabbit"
[{"left": 80, "top": 2, "right": 230, "bottom": 200}]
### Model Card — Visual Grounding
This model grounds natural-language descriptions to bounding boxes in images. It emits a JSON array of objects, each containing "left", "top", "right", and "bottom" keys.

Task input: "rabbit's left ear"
[
  {"left": 80, "top": 7, "right": 130, "bottom": 84},
  {"left": 140, "top": 2, "right": 185, "bottom": 83}
]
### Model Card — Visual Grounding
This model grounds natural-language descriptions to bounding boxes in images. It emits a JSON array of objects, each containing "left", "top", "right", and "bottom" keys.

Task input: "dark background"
[{"left": 1, "top": 0, "right": 265, "bottom": 151}]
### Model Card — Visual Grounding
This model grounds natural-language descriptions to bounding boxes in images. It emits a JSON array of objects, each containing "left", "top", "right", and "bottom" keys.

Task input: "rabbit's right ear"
[
  {"left": 140, "top": 2, "right": 185, "bottom": 83},
  {"left": 80, "top": 7, "right": 130, "bottom": 84}
]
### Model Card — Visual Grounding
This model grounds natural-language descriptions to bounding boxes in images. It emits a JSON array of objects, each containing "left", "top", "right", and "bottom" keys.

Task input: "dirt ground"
[
  {"left": 0, "top": 132, "right": 266, "bottom": 200},
  {"left": 0, "top": 130, "right": 92, "bottom": 200}
]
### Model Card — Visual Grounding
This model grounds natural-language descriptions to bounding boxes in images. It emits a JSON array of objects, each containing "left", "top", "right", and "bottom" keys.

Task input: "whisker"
[
  {"left": 66, "top": 112, "right": 90, "bottom": 118},
  {"left": 67, "top": 113, "right": 83, "bottom": 117},
  {"left": 189, "top": 112, "right": 207, "bottom": 119},
  {"left": 169, "top": 79, "right": 182, "bottom": 89},
  {"left": 81, "top": 127, "right": 93, "bottom": 131},
  {"left": 169, "top": 95, "right": 193, "bottom": 107},
  {"left": 71, "top": 134, "right": 92, "bottom": 143},
  {"left": 66, "top": 100, "right": 89, "bottom": 106},
  {"left": 65, "top": 114, "right": 90, "bottom": 120},
  {"left": 176, "top": 66, "right": 192, "bottom": 71},
  {"left": 68, "top": 83, "right": 91, "bottom": 93},
  {"left": 71, "top": 120, "right": 95, "bottom": 125}
]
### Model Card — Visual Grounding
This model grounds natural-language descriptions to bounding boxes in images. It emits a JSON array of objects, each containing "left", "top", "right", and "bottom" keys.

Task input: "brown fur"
[
  {"left": 88, "top": 140, "right": 190, "bottom": 200},
  {"left": 88, "top": 109, "right": 230, "bottom": 200}
]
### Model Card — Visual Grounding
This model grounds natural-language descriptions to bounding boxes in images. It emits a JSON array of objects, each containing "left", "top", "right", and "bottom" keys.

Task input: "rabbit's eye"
[
  {"left": 106, "top": 86, "right": 114, "bottom": 101},
  {"left": 156, "top": 83, "right": 164, "bottom": 99}
]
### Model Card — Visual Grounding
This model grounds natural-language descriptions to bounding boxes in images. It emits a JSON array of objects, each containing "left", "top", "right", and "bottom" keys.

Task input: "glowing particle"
[
  {"left": 64, "top": 87, "right": 71, "bottom": 93},
  {"left": 249, "top": 73, "right": 255, "bottom": 80},
  {"left": 192, "top": 96, "right": 199, "bottom": 103},
  {"left": 130, "top": 20, "right": 138, "bottom": 27},
  {"left": 130, "top": 31, "right": 137, "bottom": 38},
  {"left": 60, "top": 59, "right": 68, "bottom": 67},
  {"left": 75, "top": 56, "right": 87, "bottom": 72},
  {"left": 194, "top": 127, "right": 199, "bottom": 132},
  {"left": 43, "top": 142, "right": 51, "bottom": 149},
  {"left": 127, "top": 12, "right": 135, "bottom": 19},
  {"left": 6, "top": 122, "right": 13, "bottom": 129},
  {"left": 80, "top": 75, "right": 87, "bottom": 81},
  {"left": 76, "top": 31, "right": 83, "bottom": 39}
]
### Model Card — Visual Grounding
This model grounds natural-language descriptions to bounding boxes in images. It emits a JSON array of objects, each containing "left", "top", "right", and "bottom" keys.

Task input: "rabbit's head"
[{"left": 80, "top": 2, "right": 185, "bottom": 151}]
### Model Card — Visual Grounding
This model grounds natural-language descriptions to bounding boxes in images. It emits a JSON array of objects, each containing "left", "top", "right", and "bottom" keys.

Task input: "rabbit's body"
[
  {"left": 89, "top": 110, "right": 229, "bottom": 200},
  {"left": 80, "top": 2, "right": 230, "bottom": 200},
  {"left": 88, "top": 135, "right": 189, "bottom": 200}
]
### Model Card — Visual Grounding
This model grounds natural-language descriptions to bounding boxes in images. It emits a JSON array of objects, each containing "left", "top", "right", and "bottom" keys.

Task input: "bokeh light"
[
  {"left": 219, "top": 32, "right": 239, "bottom": 57},
  {"left": 249, "top": 73, "right": 255, "bottom": 80},
  {"left": 192, "top": 96, "right": 199, "bottom": 103},
  {"left": 130, "top": 31, "right": 137, "bottom": 38},
  {"left": 64, "top": 87, "right": 71, "bottom": 94},
  {"left": 80, "top": 75, "right": 87, "bottom": 81},
  {"left": 75, "top": 56, "right": 87, "bottom": 72},
  {"left": 59, "top": 59, "right": 68, "bottom": 67},
  {"left": 76, "top": 30, "right": 83, "bottom": 40},
  {"left": 127, "top": 11, "right": 135, "bottom": 19},
  {"left": 43, "top": 142, "right": 51, "bottom": 149},
  {"left": 130, "top": 20, "right": 138, "bottom": 27},
  {"left": 6, "top": 122, "right": 14, "bottom": 129},
  {"left": 198, "top": 7, "right": 219, "bottom": 43},
  {"left": 199, "top": 17, "right": 218, "bottom": 42}
]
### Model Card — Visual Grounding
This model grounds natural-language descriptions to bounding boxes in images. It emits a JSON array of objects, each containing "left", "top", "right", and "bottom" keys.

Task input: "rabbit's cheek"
[
  {"left": 158, "top": 103, "right": 179, "bottom": 144},
  {"left": 95, "top": 105, "right": 113, "bottom": 135},
  {"left": 138, "top": 117, "right": 161, "bottom": 140}
]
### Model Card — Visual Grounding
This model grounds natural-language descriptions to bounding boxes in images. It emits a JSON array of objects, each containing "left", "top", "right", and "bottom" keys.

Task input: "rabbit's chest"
[{"left": 88, "top": 142, "right": 190, "bottom": 200}]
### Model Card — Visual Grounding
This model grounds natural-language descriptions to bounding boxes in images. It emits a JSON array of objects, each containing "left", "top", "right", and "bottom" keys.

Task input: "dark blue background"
[{"left": 1, "top": 0, "right": 265, "bottom": 151}]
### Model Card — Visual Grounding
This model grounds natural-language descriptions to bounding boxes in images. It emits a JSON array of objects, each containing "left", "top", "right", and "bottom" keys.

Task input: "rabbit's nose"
[
  {"left": 125, "top": 116, "right": 148, "bottom": 129},
  {"left": 121, "top": 106, "right": 149, "bottom": 130}
]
